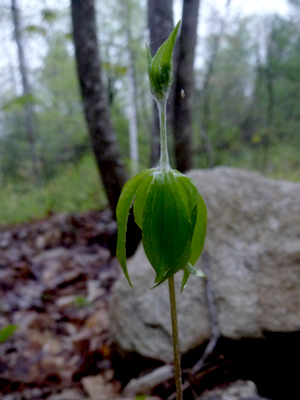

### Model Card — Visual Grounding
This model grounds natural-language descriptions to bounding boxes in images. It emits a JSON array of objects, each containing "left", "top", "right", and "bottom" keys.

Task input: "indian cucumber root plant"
[{"left": 116, "top": 21, "right": 207, "bottom": 400}]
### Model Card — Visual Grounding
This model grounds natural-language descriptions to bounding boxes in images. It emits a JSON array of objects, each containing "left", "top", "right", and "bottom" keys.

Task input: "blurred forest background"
[{"left": 1, "top": 0, "right": 300, "bottom": 226}]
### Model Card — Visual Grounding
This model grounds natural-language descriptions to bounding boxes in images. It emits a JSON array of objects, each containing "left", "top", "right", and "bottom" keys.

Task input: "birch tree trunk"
[{"left": 11, "top": 0, "right": 39, "bottom": 184}]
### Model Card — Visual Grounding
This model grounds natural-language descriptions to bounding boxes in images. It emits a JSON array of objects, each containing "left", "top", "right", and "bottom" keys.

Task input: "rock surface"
[
  {"left": 197, "top": 380, "right": 269, "bottom": 400},
  {"left": 109, "top": 167, "right": 300, "bottom": 362}
]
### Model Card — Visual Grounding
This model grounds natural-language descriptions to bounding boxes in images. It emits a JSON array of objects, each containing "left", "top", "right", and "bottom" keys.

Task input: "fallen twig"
[
  {"left": 191, "top": 251, "right": 220, "bottom": 375},
  {"left": 123, "top": 364, "right": 174, "bottom": 395}
]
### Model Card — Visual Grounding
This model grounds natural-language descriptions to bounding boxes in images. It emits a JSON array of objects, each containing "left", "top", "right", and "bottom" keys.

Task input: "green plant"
[
  {"left": 74, "top": 295, "right": 92, "bottom": 307},
  {"left": 116, "top": 22, "right": 207, "bottom": 400},
  {"left": 0, "top": 155, "right": 106, "bottom": 227},
  {"left": 0, "top": 325, "right": 18, "bottom": 343}
]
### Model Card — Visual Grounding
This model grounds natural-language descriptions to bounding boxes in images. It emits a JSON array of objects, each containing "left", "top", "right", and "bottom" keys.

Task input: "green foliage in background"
[
  {"left": 0, "top": 2, "right": 300, "bottom": 228},
  {"left": 0, "top": 155, "right": 106, "bottom": 227}
]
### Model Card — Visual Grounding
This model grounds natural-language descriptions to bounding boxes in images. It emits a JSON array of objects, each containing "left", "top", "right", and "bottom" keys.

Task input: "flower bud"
[{"left": 146, "top": 21, "right": 181, "bottom": 102}]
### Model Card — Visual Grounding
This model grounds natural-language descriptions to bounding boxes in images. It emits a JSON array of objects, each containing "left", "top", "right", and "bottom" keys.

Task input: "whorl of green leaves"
[
  {"left": 116, "top": 168, "right": 207, "bottom": 291},
  {"left": 146, "top": 21, "right": 181, "bottom": 101}
]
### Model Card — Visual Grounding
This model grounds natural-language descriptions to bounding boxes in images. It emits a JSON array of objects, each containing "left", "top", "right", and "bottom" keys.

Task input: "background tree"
[
  {"left": 121, "top": 0, "right": 139, "bottom": 175},
  {"left": 195, "top": 15, "right": 257, "bottom": 167},
  {"left": 197, "top": 2, "right": 232, "bottom": 168},
  {"left": 173, "top": 0, "right": 201, "bottom": 172},
  {"left": 71, "top": 0, "right": 127, "bottom": 213},
  {"left": 11, "top": 0, "right": 39, "bottom": 184},
  {"left": 1, "top": 0, "right": 300, "bottom": 227},
  {"left": 147, "top": 0, "right": 202, "bottom": 172},
  {"left": 71, "top": 0, "right": 141, "bottom": 255}
]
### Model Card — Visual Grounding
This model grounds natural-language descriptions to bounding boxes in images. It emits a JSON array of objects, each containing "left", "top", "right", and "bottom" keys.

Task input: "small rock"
[
  {"left": 82, "top": 374, "right": 120, "bottom": 399},
  {"left": 197, "top": 380, "right": 270, "bottom": 400},
  {"left": 47, "top": 388, "right": 85, "bottom": 400}
]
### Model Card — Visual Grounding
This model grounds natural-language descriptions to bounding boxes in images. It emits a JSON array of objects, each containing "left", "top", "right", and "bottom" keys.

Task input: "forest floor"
[{"left": 0, "top": 209, "right": 149, "bottom": 400}]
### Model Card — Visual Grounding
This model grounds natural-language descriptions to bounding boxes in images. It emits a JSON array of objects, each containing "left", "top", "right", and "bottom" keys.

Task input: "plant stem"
[
  {"left": 157, "top": 99, "right": 170, "bottom": 171},
  {"left": 168, "top": 275, "right": 183, "bottom": 400}
]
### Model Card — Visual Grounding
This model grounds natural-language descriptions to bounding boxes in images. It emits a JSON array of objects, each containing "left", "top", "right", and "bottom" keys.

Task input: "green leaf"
[
  {"left": 2, "top": 94, "right": 38, "bottom": 111},
  {"left": 175, "top": 173, "right": 199, "bottom": 216},
  {"left": 24, "top": 24, "right": 47, "bottom": 36},
  {"left": 181, "top": 267, "right": 190, "bottom": 292},
  {"left": 181, "top": 263, "right": 206, "bottom": 292},
  {"left": 133, "top": 172, "right": 155, "bottom": 229},
  {"left": 189, "top": 193, "right": 207, "bottom": 265},
  {"left": 116, "top": 170, "right": 152, "bottom": 286},
  {"left": 152, "top": 198, "right": 197, "bottom": 288},
  {"left": 41, "top": 9, "right": 57, "bottom": 23},
  {"left": 176, "top": 173, "right": 207, "bottom": 265},
  {"left": 147, "top": 21, "right": 181, "bottom": 101},
  {"left": 142, "top": 170, "right": 190, "bottom": 283},
  {"left": 151, "top": 244, "right": 192, "bottom": 288},
  {"left": 74, "top": 295, "right": 92, "bottom": 307},
  {"left": 0, "top": 325, "right": 18, "bottom": 343}
]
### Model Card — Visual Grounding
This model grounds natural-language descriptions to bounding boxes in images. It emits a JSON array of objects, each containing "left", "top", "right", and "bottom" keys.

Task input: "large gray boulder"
[{"left": 109, "top": 167, "right": 300, "bottom": 363}]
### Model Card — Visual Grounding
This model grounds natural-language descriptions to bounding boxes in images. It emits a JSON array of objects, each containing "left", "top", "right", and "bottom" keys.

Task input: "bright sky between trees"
[{"left": 175, "top": 0, "right": 290, "bottom": 18}]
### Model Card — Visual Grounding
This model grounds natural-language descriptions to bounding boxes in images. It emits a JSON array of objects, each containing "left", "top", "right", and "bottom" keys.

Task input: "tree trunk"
[
  {"left": 122, "top": 1, "right": 139, "bottom": 175},
  {"left": 173, "top": 0, "right": 201, "bottom": 172},
  {"left": 11, "top": 0, "right": 39, "bottom": 184},
  {"left": 147, "top": 0, "right": 174, "bottom": 166},
  {"left": 71, "top": 0, "right": 128, "bottom": 213},
  {"left": 71, "top": 0, "right": 141, "bottom": 257}
]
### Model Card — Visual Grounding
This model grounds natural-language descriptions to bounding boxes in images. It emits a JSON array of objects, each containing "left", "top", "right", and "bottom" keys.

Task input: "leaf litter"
[{"left": 0, "top": 209, "right": 128, "bottom": 400}]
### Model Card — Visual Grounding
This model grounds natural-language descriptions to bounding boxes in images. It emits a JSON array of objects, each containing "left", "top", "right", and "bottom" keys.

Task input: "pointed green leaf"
[
  {"left": 189, "top": 193, "right": 207, "bottom": 265},
  {"left": 181, "top": 267, "right": 190, "bottom": 292},
  {"left": 116, "top": 170, "right": 152, "bottom": 286},
  {"left": 185, "top": 262, "right": 206, "bottom": 278},
  {"left": 176, "top": 174, "right": 207, "bottom": 265},
  {"left": 154, "top": 201, "right": 197, "bottom": 288},
  {"left": 175, "top": 173, "right": 199, "bottom": 215},
  {"left": 181, "top": 262, "right": 206, "bottom": 292},
  {"left": 151, "top": 243, "right": 192, "bottom": 289},
  {"left": 133, "top": 172, "right": 155, "bottom": 229}
]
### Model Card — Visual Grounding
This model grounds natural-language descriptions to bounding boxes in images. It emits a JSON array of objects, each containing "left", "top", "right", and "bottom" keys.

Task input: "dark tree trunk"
[
  {"left": 147, "top": 0, "right": 174, "bottom": 166},
  {"left": 11, "top": 0, "right": 39, "bottom": 184},
  {"left": 71, "top": 0, "right": 141, "bottom": 256},
  {"left": 173, "top": 0, "right": 201, "bottom": 172},
  {"left": 71, "top": 0, "right": 127, "bottom": 213}
]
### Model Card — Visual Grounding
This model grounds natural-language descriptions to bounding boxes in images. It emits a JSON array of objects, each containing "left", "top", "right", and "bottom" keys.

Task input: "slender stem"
[
  {"left": 168, "top": 275, "right": 183, "bottom": 400},
  {"left": 157, "top": 99, "right": 170, "bottom": 171}
]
